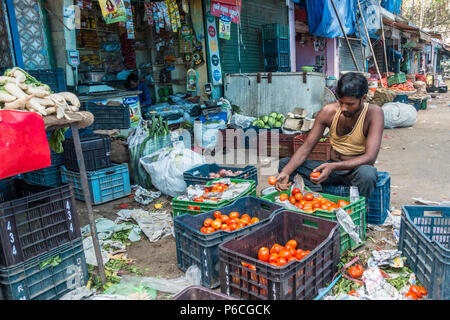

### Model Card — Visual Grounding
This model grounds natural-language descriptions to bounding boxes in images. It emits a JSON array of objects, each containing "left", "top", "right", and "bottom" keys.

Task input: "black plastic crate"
[
  {"left": 27, "top": 69, "right": 66, "bottom": 93},
  {"left": 174, "top": 197, "right": 283, "bottom": 288},
  {"left": 263, "top": 38, "right": 290, "bottom": 56},
  {"left": 0, "top": 179, "right": 81, "bottom": 268},
  {"left": 399, "top": 206, "right": 449, "bottom": 300},
  {"left": 219, "top": 210, "right": 340, "bottom": 300},
  {"left": 62, "top": 134, "right": 111, "bottom": 172},
  {"left": 172, "top": 285, "right": 235, "bottom": 300},
  {"left": 183, "top": 164, "right": 258, "bottom": 187},
  {"left": 0, "top": 238, "right": 87, "bottom": 300},
  {"left": 81, "top": 102, "right": 130, "bottom": 130}
]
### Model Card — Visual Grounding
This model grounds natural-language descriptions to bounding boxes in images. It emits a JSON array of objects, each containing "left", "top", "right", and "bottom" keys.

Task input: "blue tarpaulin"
[
  {"left": 380, "top": 0, "right": 402, "bottom": 14},
  {"left": 304, "top": 0, "right": 381, "bottom": 45}
]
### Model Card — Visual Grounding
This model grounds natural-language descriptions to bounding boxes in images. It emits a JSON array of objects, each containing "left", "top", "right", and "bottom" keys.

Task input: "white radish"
[
  {"left": 25, "top": 86, "right": 50, "bottom": 98},
  {"left": 45, "top": 107, "right": 56, "bottom": 115},
  {"left": 4, "top": 83, "right": 28, "bottom": 99},
  {"left": 56, "top": 104, "right": 65, "bottom": 119},
  {"left": 13, "top": 69, "right": 26, "bottom": 83},
  {"left": 27, "top": 98, "right": 47, "bottom": 116},
  {"left": 31, "top": 97, "right": 55, "bottom": 106},
  {"left": 57, "top": 91, "right": 80, "bottom": 111},
  {"left": 4, "top": 95, "right": 33, "bottom": 110},
  {"left": 0, "top": 76, "right": 17, "bottom": 84},
  {"left": 0, "top": 92, "right": 17, "bottom": 103}
]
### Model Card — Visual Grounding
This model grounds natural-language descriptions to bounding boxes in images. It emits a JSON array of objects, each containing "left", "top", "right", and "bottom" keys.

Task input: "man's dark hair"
[
  {"left": 336, "top": 72, "right": 368, "bottom": 99},
  {"left": 126, "top": 73, "right": 139, "bottom": 84}
]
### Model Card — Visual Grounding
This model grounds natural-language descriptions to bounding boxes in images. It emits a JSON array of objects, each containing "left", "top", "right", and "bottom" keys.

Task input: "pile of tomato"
[
  {"left": 389, "top": 80, "right": 415, "bottom": 92},
  {"left": 200, "top": 210, "right": 260, "bottom": 234},
  {"left": 241, "top": 239, "right": 311, "bottom": 270},
  {"left": 279, "top": 187, "right": 351, "bottom": 213},
  {"left": 187, "top": 181, "right": 236, "bottom": 211},
  {"left": 405, "top": 284, "right": 427, "bottom": 300}
]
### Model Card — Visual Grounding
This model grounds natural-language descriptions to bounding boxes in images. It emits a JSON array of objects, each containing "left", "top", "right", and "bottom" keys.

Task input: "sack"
[
  {"left": 140, "top": 142, "right": 205, "bottom": 197},
  {"left": 0, "top": 110, "right": 50, "bottom": 179},
  {"left": 382, "top": 102, "right": 417, "bottom": 129}
]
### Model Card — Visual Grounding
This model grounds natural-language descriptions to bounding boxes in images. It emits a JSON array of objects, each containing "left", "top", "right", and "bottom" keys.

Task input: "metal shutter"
[
  {"left": 220, "top": 0, "right": 288, "bottom": 75},
  {"left": 338, "top": 38, "right": 365, "bottom": 72}
]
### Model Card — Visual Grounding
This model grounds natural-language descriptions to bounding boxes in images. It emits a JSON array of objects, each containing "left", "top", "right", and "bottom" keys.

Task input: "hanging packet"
[{"left": 219, "top": 15, "right": 231, "bottom": 40}]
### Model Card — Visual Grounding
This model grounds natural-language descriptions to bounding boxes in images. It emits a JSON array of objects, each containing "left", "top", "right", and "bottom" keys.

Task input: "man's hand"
[
  {"left": 275, "top": 172, "right": 292, "bottom": 192},
  {"left": 310, "top": 162, "right": 336, "bottom": 184}
]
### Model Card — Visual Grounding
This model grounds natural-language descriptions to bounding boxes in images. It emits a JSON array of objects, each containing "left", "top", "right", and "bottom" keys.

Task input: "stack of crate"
[{"left": 262, "top": 23, "right": 290, "bottom": 72}]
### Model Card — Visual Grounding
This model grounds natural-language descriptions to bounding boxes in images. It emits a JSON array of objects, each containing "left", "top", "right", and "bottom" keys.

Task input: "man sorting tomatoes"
[{"left": 275, "top": 72, "right": 385, "bottom": 201}]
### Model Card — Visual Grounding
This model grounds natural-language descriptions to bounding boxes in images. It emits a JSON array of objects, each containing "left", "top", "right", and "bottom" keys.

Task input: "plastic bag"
[
  {"left": 140, "top": 142, "right": 205, "bottom": 197},
  {"left": 230, "top": 113, "right": 257, "bottom": 129},
  {"left": 382, "top": 102, "right": 417, "bottom": 129}
]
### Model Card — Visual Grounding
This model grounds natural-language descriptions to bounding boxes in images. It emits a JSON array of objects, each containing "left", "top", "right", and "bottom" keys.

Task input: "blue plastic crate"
[
  {"left": 262, "top": 23, "right": 289, "bottom": 40},
  {"left": 393, "top": 95, "right": 408, "bottom": 103},
  {"left": 321, "top": 172, "right": 390, "bottom": 225},
  {"left": 263, "top": 38, "right": 290, "bottom": 56},
  {"left": 174, "top": 196, "right": 284, "bottom": 288},
  {"left": 0, "top": 238, "right": 87, "bottom": 300},
  {"left": 407, "top": 98, "right": 422, "bottom": 111},
  {"left": 27, "top": 68, "right": 67, "bottom": 93},
  {"left": 60, "top": 163, "right": 131, "bottom": 205},
  {"left": 23, "top": 166, "right": 62, "bottom": 187},
  {"left": 184, "top": 164, "right": 258, "bottom": 187},
  {"left": 198, "top": 112, "right": 228, "bottom": 123},
  {"left": 399, "top": 206, "right": 449, "bottom": 300}
]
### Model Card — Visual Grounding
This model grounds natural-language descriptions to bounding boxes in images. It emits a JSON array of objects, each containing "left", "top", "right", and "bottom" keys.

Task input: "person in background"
[
  {"left": 126, "top": 73, "right": 152, "bottom": 111},
  {"left": 276, "top": 72, "right": 385, "bottom": 201}
]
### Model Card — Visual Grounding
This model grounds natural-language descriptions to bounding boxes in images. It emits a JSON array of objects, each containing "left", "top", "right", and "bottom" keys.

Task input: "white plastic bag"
[
  {"left": 140, "top": 142, "right": 205, "bottom": 197},
  {"left": 382, "top": 102, "right": 417, "bottom": 129},
  {"left": 230, "top": 113, "right": 257, "bottom": 129}
]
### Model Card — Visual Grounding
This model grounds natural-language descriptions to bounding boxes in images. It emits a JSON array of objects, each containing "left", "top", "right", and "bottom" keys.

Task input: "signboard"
[
  {"left": 67, "top": 50, "right": 80, "bottom": 67},
  {"left": 211, "top": 0, "right": 241, "bottom": 24},
  {"left": 206, "top": 11, "right": 223, "bottom": 86}
]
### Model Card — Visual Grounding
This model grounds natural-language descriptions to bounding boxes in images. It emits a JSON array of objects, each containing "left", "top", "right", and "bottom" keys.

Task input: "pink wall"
[{"left": 295, "top": 36, "right": 339, "bottom": 78}]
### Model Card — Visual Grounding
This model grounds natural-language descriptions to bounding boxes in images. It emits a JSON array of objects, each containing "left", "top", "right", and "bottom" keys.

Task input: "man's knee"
[{"left": 354, "top": 165, "right": 377, "bottom": 182}]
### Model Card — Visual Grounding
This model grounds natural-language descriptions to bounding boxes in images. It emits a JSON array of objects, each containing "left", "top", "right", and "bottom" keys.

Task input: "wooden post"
[
  {"left": 329, "top": 0, "right": 360, "bottom": 72},
  {"left": 379, "top": 0, "right": 389, "bottom": 76},
  {"left": 70, "top": 123, "right": 107, "bottom": 285},
  {"left": 357, "top": 0, "right": 384, "bottom": 87},
  {"left": 355, "top": 13, "right": 366, "bottom": 71}
]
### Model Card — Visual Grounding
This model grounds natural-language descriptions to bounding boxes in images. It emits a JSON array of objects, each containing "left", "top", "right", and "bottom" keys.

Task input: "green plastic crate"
[
  {"left": 420, "top": 98, "right": 427, "bottom": 110},
  {"left": 172, "top": 179, "right": 257, "bottom": 217},
  {"left": 387, "top": 73, "right": 407, "bottom": 87},
  {"left": 261, "top": 191, "right": 366, "bottom": 256}
]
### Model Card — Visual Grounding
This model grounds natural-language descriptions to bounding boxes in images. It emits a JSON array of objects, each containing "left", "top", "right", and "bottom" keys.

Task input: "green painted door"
[{"left": 219, "top": 0, "right": 288, "bottom": 75}]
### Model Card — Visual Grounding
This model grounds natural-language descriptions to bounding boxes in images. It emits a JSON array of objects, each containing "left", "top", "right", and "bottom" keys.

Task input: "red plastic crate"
[{"left": 293, "top": 134, "right": 332, "bottom": 161}]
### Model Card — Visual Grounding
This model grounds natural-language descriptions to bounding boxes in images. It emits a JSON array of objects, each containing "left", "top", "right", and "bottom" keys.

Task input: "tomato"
[
  {"left": 291, "top": 188, "right": 300, "bottom": 195},
  {"left": 229, "top": 211, "right": 240, "bottom": 219},
  {"left": 248, "top": 265, "right": 256, "bottom": 271},
  {"left": 312, "top": 201, "right": 321, "bottom": 209},
  {"left": 279, "top": 249, "right": 291, "bottom": 260},
  {"left": 310, "top": 171, "right": 321, "bottom": 179},
  {"left": 229, "top": 223, "right": 237, "bottom": 231},
  {"left": 295, "top": 203, "right": 303, "bottom": 210},
  {"left": 338, "top": 200, "right": 350, "bottom": 208},
  {"left": 405, "top": 291, "right": 418, "bottom": 300},
  {"left": 200, "top": 227, "right": 208, "bottom": 234},
  {"left": 229, "top": 218, "right": 238, "bottom": 225},
  {"left": 277, "top": 257, "right": 287, "bottom": 266},
  {"left": 193, "top": 197, "right": 204, "bottom": 202},
  {"left": 258, "top": 247, "right": 270, "bottom": 262},
  {"left": 188, "top": 205, "right": 196, "bottom": 210},
  {"left": 237, "top": 221, "right": 246, "bottom": 229},
  {"left": 241, "top": 261, "right": 249, "bottom": 267},
  {"left": 203, "top": 218, "right": 214, "bottom": 227},
  {"left": 268, "top": 253, "right": 279, "bottom": 264},
  {"left": 205, "top": 227, "right": 215, "bottom": 234},
  {"left": 299, "top": 200, "right": 306, "bottom": 206},
  {"left": 211, "top": 219, "right": 222, "bottom": 229},
  {"left": 213, "top": 211, "right": 222, "bottom": 219},
  {"left": 289, "top": 196, "right": 297, "bottom": 205},
  {"left": 321, "top": 204, "right": 330, "bottom": 211},
  {"left": 418, "top": 286, "right": 427, "bottom": 296},
  {"left": 296, "top": 250, "right": 307, "bottom": 260},
  {"left": 220, "top": 215, "right": 230, "bottom": 224},
  {"left": 270, "top": 244, "right": 283, "bottom": 255},
  {"left": 294, "top": 192, "right": 303, "bottom": 201},
  {"left": 221, "top": 224, "right": 229, "bottom": 231},
  {"left": 241, "top": 214, "right": 251, "bottom": 222},
  {"left": 268, "top": 176, "right": 277, "bottom": 185},
  {"left": 250, "top": 217, "right": 260, "bottom": 224},
  {"left": 286, "top": 239, "right": 297, "bottom": 249},
  {"left": 304, "top": 193, "right": 314, "bottom": 201},
  {"left": 348, "top": 290, "right": 359, "bottom": 297},
  {"left": 279, "top": 193, "right": 289, "bottom": 201},
  {"left": 287, "top": 256, "right": 297, "bottom": 263},
  {"left": 348, "top": 265, "right": 364, "bottom": 278},
  {"left": 302, "top": 204, "right": 313, "bottom": 213},
  {"left": 409, "top": 285, "right": 422, "bottom": 298}
]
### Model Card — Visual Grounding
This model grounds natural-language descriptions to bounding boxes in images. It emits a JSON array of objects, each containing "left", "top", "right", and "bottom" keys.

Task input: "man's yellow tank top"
[{"left": 329, "top": 103, "right": 369, "bottom": 156}]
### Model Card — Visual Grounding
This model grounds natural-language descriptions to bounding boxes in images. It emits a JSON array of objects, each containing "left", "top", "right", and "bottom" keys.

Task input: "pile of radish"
[{"left": 0, "top": 67, "right": 80, "bottom": 119}]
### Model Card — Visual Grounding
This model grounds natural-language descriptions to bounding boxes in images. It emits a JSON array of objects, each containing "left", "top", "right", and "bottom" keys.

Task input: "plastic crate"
[
  {"left": 278, "top": 133, "right": 300, "bottom": 158},
  {"left": 172, "top": 179, "right": 257, "bottom": 217},
  {"left": 420, "top": 98, "right": 427, "bottom": 110},
  {"left": 263, "top": 38, "right": 290, "bottom": 56},
  {"left": 183, "top": 164, "right": 258, "bottom": 187},
  {"left": 264, "top": 53, "right": 290, "bottom": 72},
  {"left": 399, "top": 206, "right": 449, "bottom": 300},
  {"left": 293, "top": 135, "right": 332, "bottom": 161},
  {"left": 0, "top": 238, "right": 87, "bottom": 300},
  {"left": 393, "top": 94, "right": 409, "bottom": 103},
  {"left": 262, "top": 24, "right": 289, "bottom": 40},
  {"left": 62, "top": 134, "right": 111, "bottom": 172},
  {"left": 219, "top": 210, "right": 340, "bottom": 300},
  {"left": 387, "top": 73, "right": 406, "bottom": 87},
  {"left": 27, "top": 68, "right": 67, "bottom": 93},
  {"left": 408, "top": 98, "right": 422, "bottom": 111},
  {"left": 261, "top": 191, "right": 366, "bottom": 256},
  {"left": 173, "top": 285, "right": 235, "bottom": 300},
  {"left": 174, "top": 197, "right": 283, "bottom": 288},
  {"left": 321, "top": 172, "right": 390, "bottom": 225},
  {"left": 23, "top": 166, "right": 62, "bottom": 188},
  {"left": 60, "top": 163, "right": 131, "bottom": 205},
  {"left": 81, "top": 102, "right": 130, "bottom": 130},
  {"left": 0, "top": 179, "right": 81, "bottom": 268}
]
